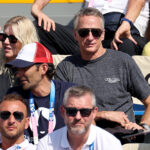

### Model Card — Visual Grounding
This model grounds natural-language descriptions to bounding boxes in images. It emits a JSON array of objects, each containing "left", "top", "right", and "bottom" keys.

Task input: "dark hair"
[
  {"left": 35, "top": 63, "right": 55, "bottom": 80},
  {"left": 0, "top": 94, "right": 29, "bottom": 117},
  {"left": 46, "top": 64, "right": 55, "bottom": 80}
]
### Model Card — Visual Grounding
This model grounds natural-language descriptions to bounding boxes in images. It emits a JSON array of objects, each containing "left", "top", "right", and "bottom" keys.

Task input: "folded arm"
[{"left": 96, "top": 111, "right": 143, "bottom": 130}]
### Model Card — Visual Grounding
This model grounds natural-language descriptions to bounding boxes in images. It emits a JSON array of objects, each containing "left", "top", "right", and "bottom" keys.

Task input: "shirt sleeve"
[
  {"left": 54, "top": 58, "right": 71, "bottom": 82},
  {"left": 126, "top": 56, "right": 150, "bottom": 101}
]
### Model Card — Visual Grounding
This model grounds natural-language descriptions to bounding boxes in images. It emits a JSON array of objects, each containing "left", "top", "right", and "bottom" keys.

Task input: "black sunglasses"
[
  {"left": 64, "top": 107, "right": 94, "bottom": 117},
  {"left": 0, "top": 33, "right": 18, "bottom": 44},
  {"left": 77, "top": 28, "right": 103, "bottom": 38},
  {"left": 0, "top": 111, "right": 24, "bottom": 122}
]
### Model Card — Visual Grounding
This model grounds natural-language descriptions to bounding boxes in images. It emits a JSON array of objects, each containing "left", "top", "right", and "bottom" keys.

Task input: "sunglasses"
[
  {"left": 0, "top": 33, "right": 18, "bottom": 44},
  {"left": 0, "top": 111, "right": 24, "bottom": 122},
  {"left": 77, "top": 28, "right": 103, "bottom": 38},
  {"left": 64, "top": 107, "right": 94, "bottom": 117}
]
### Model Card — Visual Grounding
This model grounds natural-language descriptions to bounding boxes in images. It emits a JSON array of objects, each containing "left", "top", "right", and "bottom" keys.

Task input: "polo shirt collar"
[
  {"left": 60, "top": 125, "right": 96, "bottom": 149},
  {"left": 61, "top": 127, "right": 71, "bottom": 149}
]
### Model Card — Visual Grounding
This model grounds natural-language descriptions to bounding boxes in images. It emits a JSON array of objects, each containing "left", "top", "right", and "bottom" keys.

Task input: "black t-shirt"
[{"left": 7, "top": 80, "right": 75, "bottom": 143}]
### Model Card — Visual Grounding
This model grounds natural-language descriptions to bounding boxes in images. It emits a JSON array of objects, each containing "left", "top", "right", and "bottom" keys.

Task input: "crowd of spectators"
[{"left": 0, "top": 0, "right": 150, "bottom": 149}]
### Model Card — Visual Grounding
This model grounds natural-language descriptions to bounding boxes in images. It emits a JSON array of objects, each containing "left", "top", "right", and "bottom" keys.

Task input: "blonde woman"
[{"left": 0, "top": 16, "right": 39, "bottom": 100}]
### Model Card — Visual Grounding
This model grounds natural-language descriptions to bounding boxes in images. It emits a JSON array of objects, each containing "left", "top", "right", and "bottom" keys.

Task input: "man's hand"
[
  {"left": 111, "top": 21, "right": 137, "bottom": 50},
  {"left": 31, "top": 0, "right": 55, "bottom": 32},
  {"left": 123, "top": 122, "right": 144, "bottom": 130},
  {"left": 34, "top": 11, "right": 55, "bottom": 32},
  {"left": 96, "top": 111, "right": 130, "bottom": 126}
]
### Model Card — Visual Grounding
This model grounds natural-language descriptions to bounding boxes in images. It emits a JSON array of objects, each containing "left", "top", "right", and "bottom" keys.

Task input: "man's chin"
[
  {"left": 70, "top": 127, "right": 86, "bottom": 135},
  {"left": 22, "top": 85, "right": 31, "bottom": 90},
  {"left": 4, "top": 132, "right": 19, "bottom": 140}
]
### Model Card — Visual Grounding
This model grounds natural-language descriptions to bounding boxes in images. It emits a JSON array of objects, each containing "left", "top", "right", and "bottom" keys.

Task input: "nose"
[
  {"left": 3, "top": 37, "right": 10, "bottom": 44},
  {"left": 75, "top": 111, "right": 82, "bottom": 120},
  {"left": 8, "top": 114, "right": 15, "bottom": 125},
  {"left": 87, "top": 30, "right": 94, "bottom": 40}
]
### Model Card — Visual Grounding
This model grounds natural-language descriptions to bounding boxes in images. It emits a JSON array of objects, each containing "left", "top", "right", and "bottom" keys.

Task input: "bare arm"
[
  {"left": 31, "top": 0, "right": 55, "bottom": 31},
  {"left": 140, "top": 95, "right": 150, "bottom": 126},
  {"left": 112, "top": 0, "right": 146, "bottom": 50},
  {"left": 95, "top": 111, "right": 143, "bottom": 130},
  {"left": 95, "top": 111, "right": 130, "bottom": 127}
]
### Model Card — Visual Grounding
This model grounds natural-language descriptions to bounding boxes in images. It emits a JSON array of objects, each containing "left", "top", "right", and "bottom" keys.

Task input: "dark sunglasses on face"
[
  {"left": 0, "top": 33, "right": 18, "bottom": 44},
  {"left": 0, "top": 111, "right": 24, "bottom": 122},
  {"left": 77, "top": 28, "right": 103, "bottom": 38},
  {"left": 64, "top": 107, "right": 94, "bottom": 117}
]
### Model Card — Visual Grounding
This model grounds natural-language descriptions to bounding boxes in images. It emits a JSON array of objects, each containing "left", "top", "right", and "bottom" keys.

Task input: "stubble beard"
[{"left": 1, "top": 128, "right": 23, "bottom": 140}]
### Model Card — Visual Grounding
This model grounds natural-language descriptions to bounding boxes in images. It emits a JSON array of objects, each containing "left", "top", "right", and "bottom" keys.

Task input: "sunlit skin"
[
  {"left": 16, "top": 65, "right": 42, "bottom": 90},
  {"left": 0, "top": 100, "right": 29, "bottom": 149},
  {"left": 2, "top": 25, "right": 22, "bottom": 63},
  {"left": 16, "top": 64, "right": 51, "bottom": 97},
  {"left": 74, "top": 15, "right": 106, "bottom": 61},
  {"left": 61, "top": 93, "right": 98, "bottom": 149}
]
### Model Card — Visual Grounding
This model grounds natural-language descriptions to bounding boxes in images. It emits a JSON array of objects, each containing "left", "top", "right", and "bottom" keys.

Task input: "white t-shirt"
[
  {"left": 37, "top": 124, "right": 122, "bottom": 150},
  {"left": 0, "top": 139, "right": 36, "bottom": 150},
  {"left": 85, "top": 0, "right": 149, "bottom": 36}
]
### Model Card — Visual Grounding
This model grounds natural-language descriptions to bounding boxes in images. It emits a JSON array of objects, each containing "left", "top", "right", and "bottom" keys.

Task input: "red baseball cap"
[{"left": 7, "top": 42, "right": 53, "bottom": 68}]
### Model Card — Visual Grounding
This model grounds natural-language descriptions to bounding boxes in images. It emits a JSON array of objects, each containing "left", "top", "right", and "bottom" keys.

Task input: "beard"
[
  {"left": 66, "top": 120, "right": 89, "bottom": 135},
  {"left": 1, "top": 126, "right": 24, "bottom": 140},
  {"left": 69, "top": 126, "right": 87, "bottom": 135},
  {"left": 2, "top": 131, "right": 23, "bottom": 140}
]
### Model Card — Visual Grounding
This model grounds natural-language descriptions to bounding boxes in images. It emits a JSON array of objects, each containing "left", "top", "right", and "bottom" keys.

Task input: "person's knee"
[{"left": 117, "top": 38, "right": 142, "bottom": 56}]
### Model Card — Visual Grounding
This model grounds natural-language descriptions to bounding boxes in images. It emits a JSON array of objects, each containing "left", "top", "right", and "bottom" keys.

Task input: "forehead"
[
  {"left": 66, "top": 93, "right": 93, "bottom": 108},
  {"left": 77, "top": 15, "right": 102, "bottom": 29},
  {"left": 4, "top": 25, "right": 14, "bottom": 35},
  {"left": 17, "top": 64, "right": 36, "bottom": 71},
  {"left": 0, "top": 100, "right": 26, "bottom": 113}
]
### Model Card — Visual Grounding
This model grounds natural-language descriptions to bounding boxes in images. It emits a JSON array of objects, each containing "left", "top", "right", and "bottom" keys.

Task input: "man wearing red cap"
[{"left": 6, "top": 42, "right": 75, "bottom": 145}]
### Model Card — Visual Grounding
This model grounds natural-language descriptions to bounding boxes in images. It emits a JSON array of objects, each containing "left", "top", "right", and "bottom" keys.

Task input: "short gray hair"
[
  {"left": 63, "top": 85, "right": 96, "bottom": 106},
  {"left": 73, "top": 7, "right": 104, "bottom": 30}
]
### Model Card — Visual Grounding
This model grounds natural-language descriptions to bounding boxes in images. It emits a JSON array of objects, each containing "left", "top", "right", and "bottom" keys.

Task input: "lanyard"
[
  {"left": 89, "top": 142, "right": 94, "bottom": 150},
  {"left": 29, "top": 80, "right": 55, "bottom": 145},
  {"left": 16, "top": 146, "right": 21, "bottom": 150},
  {"left": 16, "top": 146, "right": 25, "bottom": 150}
]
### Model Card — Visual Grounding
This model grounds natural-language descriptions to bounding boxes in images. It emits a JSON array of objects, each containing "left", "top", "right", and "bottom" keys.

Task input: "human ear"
[
  {"left": 40, "top": 63, "right": 48, "bottom": 75},
  {"left": 93, "top": 107, "right": 98, "bottom": 120},
  {"left": 60, "top": 105, "right": 65, "bottom": 118},
  {"left": 25, "top": 117, "right": 30, "bottom": 129},
  {"left": 73, "top": 30, "right": 78, "bottom": 41}
]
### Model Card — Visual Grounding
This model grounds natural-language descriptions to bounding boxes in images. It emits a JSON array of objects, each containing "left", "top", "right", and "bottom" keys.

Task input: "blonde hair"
[{"left": 4, "top": 16, "right": 39, "bottom": 46}]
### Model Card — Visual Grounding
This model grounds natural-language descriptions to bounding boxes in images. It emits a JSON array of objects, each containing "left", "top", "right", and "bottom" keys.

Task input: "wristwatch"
[{"left": 140, "top": 123, "right": 150, "bottom": 130}]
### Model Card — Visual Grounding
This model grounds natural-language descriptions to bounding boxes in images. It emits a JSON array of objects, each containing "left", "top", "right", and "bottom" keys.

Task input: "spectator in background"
[
  {"left": 0, "top": 94, "right": 36, "bottom": 150},
  {"left": 31, "top": 0, "right": 80, "bottom": 55},
  {"left": 85, "top": 0, "right": 148, "bottom": 55},
  {"left": 0, "top": 16, "right": 39, "bottom": 100},
  {"left": 31, "top": 0, "right": 148, "bottom": 56},
  {"left": 54, "top": 7, "right": 150, "bottom": 143},
  {"left": 37, "top": 86, "right": 122, "bottom": 150},
  {"left": 142, "top": 1, "right": 150, "bottom": 56},
  {"left": 6, "top": 42, "right": 75, "bottom": 145}
]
